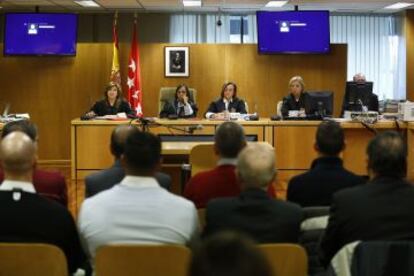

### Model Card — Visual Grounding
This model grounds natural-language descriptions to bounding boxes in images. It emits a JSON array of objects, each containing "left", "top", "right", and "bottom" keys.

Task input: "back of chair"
[
  {"left": 159, "top": 87, "right": 197, "bottom": 114},
  {"left": 189, "top": 144, "right": 219, "bottom": 176},
  {"left": 0, "top": 243, "right": 68, "bottom": 276},
  {"left": 259, "top": 244, "right": 308, "bottom": 276},
  {"left": 95, "top": 244, "right": 191, "bottom": 276}
]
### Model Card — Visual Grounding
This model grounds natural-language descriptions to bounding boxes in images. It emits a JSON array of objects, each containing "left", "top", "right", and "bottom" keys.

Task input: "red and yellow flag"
[{"left": 110, "top": 12, "right": 121, "bottom": 85}]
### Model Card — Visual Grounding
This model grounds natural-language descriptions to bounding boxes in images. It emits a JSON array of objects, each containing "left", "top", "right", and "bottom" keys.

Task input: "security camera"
[{"left": 217, "top": 19, "right": 222, "bottom": 27}]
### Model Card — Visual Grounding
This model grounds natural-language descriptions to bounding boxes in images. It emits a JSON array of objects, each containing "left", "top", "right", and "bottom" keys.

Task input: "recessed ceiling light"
[
  {"left": 74, "top": 1, "right": 100, "bottom": 7},
  {"left": 384, "top": 2, "right": 414, "bottom": 9},
  {"left": 265, "top": 1, "right": 288, "bottom": 8},
  {"left": 183, "top": 1, "right": 202, "bottom": 7}
]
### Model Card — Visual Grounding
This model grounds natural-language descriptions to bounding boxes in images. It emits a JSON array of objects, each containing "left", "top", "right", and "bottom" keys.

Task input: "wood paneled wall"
[
  {"left": 0, "top": 43, "right": 347, "bottom": 161},
  {"left": 407, "top": 10, "right": 414, "bottom": 101}
]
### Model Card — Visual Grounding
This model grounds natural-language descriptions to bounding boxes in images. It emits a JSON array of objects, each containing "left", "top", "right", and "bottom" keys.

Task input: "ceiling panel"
[{"left": 96, "top": 0, "right": 142, "bottom": 8}]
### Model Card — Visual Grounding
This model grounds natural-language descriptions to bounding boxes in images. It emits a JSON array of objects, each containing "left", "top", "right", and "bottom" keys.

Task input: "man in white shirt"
[{"left": 78, "top": 128, "right": 198, "bottom": 260}]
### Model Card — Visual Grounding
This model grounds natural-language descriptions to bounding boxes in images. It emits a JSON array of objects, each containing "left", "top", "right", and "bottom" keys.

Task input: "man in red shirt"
[{"left": 0, "top": 120, "right": 67, "bottom": 206}]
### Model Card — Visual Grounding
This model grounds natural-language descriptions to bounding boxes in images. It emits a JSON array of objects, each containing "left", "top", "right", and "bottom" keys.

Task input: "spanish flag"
[{"left": 110, "top": 12, "right": 121, "bottom": 85}]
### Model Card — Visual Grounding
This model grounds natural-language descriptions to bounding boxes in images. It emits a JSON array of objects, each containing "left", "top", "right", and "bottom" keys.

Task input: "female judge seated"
[
  {"left": 85, "top": 82, "right": 134, "bottom": 118},
  {"left": 205, "top": 82, "right": 247, "bottom": 119},
  {"left": 281, "top": 76, "right": 309, "bottom": 118},
  {"left": 160, "top": 84, "right": 198, "bottom": 118}
]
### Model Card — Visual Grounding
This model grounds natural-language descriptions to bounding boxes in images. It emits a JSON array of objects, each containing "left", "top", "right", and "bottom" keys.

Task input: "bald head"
[
  {"left": 353, "top": 73, "right": 366, "bottom": 84},
  {"left": 110, "top": 125, "right": 136, "bottom": 158},
  {"left": 0, "top": 132, "right": 37, "bottom": 176},
  {"left": 237, "top": 143, "right": 276, "bottom": 189}
]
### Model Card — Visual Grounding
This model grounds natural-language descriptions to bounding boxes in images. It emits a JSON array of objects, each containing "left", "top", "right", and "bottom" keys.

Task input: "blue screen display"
[
  {"left": 4, "top": 13, "right": 78, "bottom": 56},
  {"left": 257, "top": 11, "right": 330, "bottom": 54}
]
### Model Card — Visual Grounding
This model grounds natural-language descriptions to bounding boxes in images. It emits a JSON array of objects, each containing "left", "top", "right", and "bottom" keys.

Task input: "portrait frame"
[{"left": 165, "top": 46, "right": 189, "bottom": 77}]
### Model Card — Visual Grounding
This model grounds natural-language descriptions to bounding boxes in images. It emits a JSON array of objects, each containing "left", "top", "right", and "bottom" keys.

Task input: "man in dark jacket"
[{"left": 287, "top": 120, "right": 366, "bottom": 207}]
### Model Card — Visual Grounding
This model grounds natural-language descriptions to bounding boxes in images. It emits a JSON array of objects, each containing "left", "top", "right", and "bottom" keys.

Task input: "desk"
[{"left": 71, "top": 118, "right": 407, "bottom": 197}]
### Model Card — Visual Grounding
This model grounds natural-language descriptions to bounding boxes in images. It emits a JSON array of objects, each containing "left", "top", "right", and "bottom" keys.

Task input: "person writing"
[
  {"left": 281, "top": 76, "right": 309, "bottom": 118},
  {"left": 159, "top": 84, "right": 198, "bottom": 118},
  {"left": 85, "top": 82, "right": 134, "bottom": 118},
  {"left": 205, "top": 82, "right": 246, "bottom": 119}
]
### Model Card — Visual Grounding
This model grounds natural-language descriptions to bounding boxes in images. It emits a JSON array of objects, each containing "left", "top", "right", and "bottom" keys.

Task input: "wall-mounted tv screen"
[
  {"left": 4, "top": 13, "right": 78, "bottom": 56},
  {"left": 257, "top": 11, "right": 330, "bottom": 54}
]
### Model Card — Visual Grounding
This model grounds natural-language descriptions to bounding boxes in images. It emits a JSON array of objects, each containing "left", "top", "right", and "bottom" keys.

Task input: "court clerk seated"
[
  {"left": 84, "top": 82, "right": 135, "bottom": 118},
  {"left": 281, "top": 75, "right": 310, "bottom": 118},
  {"left": 320, "top": 131, "right": 414, "bottom": 266},
  {"left": 0, "top": 132, "right": 85, "bottom": 274},
  {"left": 287, "top": 121, "right": 366, "bottom": 207},
  {"left": 340, "top": 73, "right": 379, "bottom": 116},
  {"left": 205, "top": 82, "right": 247, "bottom": 119},
  {"left": 159, "top": 84, "right": 198, "bottom": 118},
  {"left": 85, "top": 125, "right": 171, "bottom": 198},
  {"left": 203, "top": 143, "right": 303, "bottom": 243},
  {"left": 184, "top": 122, "right": 275, "bottom": 209},
  {"left": 0, "top": 120, "right": 68, "bottom": 207},
  {"left": 79, "top": 129, "right": 198, "bottom": 261}
]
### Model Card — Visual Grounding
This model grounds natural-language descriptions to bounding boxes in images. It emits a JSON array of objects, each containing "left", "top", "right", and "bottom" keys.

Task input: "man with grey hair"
[{"left": 203, "top": 143, "right": 303, "bottom": 243}]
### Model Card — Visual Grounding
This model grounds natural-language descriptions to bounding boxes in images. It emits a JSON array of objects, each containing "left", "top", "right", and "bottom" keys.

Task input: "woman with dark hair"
[
  {"left": 159, "top": 84, "right": 198, "bottom": 118},
  {"left": 205, "top": 82, "right": 246, "bottom": 119},
  {"left": 85, "top": 82, "right": 134, "bottom": 117}
]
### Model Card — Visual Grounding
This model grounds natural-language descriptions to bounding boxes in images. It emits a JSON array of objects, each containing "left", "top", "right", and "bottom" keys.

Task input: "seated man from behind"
[
  {"left": 0, "top": 132, "right": 85, "bottom": 273},
  {"left": 320, "top": 131, "right": 414, "bottom": 266},
  {"left": 287, "top": 120, "right": 366, "bottom": 207},
  {"left": 0, "top": 120, "right": 67, "bottom": 206},
  {"left": 203, "top": 143, "right": 303, "bottom": 243},
  {"left": 85, "top": 125, "right": 171, "bottom": 198},
  {"left": 79, "top": 128, "right": 198, "bottom": 260}
]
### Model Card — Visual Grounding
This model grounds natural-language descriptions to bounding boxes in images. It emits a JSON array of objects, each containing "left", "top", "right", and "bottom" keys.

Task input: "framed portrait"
[{"left": 165, "top": 46, "right": 189, "bottom": 77}]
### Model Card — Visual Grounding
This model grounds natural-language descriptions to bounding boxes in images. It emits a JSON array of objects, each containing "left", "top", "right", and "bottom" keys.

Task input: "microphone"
[{"left": 186, "top": 124, "right": 203, "bottom": 134}]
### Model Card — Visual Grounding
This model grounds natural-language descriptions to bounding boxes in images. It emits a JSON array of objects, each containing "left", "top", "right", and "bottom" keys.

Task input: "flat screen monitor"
[
  {"left": 4, "top": 13, "right": 78, "bottom": 56},
  {"left": 307, "top": 91, "right": 334, "bottom": 117},
  {"left": 343, "top": 81, "right": 374, "bottom": 111},
  {"left": 257, "top": 11, "right": 330, "bottom": 54}
]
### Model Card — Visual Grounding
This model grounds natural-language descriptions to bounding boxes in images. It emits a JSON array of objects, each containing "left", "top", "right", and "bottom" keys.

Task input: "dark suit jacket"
[
  {"left": 204, "top": 188, "right": 303, "bottom": 243},
  {"left": 287, "top": 157, "right": 366, "bottom": 207},
  {"left": 90, "top": 99, "right": 134, "bottom": 117},
  {"left": 320, "top": 176, "right": 414, "bottom": 266},
  {"left": 206, "top": 98, "right": 246, "bottom": 115},
  {"left": 341, "top": 93, "right": 379, "bottom": 116},
  {"left": 0, "top": 169, "right": 67, "bottom": 207},
  {"left": 0, "top": 190, "right": 85, "bottom": 273},
  {"left": 159, "top": 100, "right": 198, "bottom": 118},
  {"left": 281, "top": 92, "right": 309, "bottom": 117},
  {"left": 85, "top": 160, "right": 171, "bottom": 198}
]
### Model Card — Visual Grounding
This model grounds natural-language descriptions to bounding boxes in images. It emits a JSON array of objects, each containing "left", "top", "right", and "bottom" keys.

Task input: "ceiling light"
[
  {"left": 265, "top": 1, "right": 288, "bottom": 8},
  {"left": 384, "top": 2, "right": 414, "bottom": 9},
  {"left": 74, "top": 1, "right": 100, "bottom": 7},
  {"left": 183, "top": 1, "right": 202, "bottom": 7}
]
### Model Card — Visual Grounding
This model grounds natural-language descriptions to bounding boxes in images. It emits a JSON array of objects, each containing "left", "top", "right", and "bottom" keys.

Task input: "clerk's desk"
[{"left": 71, "top": 118, "right": 408, "bottom": 196}]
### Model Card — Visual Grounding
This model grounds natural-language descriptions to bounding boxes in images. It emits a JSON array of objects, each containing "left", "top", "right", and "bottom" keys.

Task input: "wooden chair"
[
  {"left": 95, "top": 244, "right": 191, "bottom": 276},
  {"left": 0, "top": 243, "right": 68, "bottom": 276},
  {"left": 189, "top": 144, "right": 218, "bottom": 176},
  {"left": 259, "top": 243, "right": 308, "bottom": 276}
]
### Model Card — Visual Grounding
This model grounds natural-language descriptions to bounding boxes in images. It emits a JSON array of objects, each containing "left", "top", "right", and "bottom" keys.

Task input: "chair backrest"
[
  {"left": 0, "top": 243, "right": 68, "bottom": 276},
  {"left": 189, "top": 144, "right": 219, "bottom": 176},
  {"left": 96, "top": 244, "right": 191, "bottom": 276},
  {"left": 159, "top": 87, "right": 197, "bottom": 114},
  {"left": 259, "top": 244, "right": 308, "bottom": 276},
  {"left": 276, "top": 101, "right": 283, "bottom": 117}
]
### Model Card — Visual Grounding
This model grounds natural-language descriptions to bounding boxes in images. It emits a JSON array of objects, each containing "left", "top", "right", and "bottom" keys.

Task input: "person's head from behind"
[
  {"left": 0, "top": 132, "right": 37, "bottom": 180},
  {"left": 189, "top": 231, "right": 272, "bottom": 276},
  {"left": 121, "top": 127, "right": 161, "bottom": 176},
  {"left": 353, "top": 73, "right": 366, "bottom": 84},
  {"left": 110, "top": 125, "right": 136, "bottom": 159},
  {"left": 221, "top": 82, "right": 237, "bottom": 101},
  {"left": 214, "top": 122, "right": 246, "bottom": 159},
  {"left": 288, "top": 76, "right": 305, "bottom": 99},
  {"left": 367, "top": 131, "right": 406, "bottom": 179},
  {"left": 175, "top": 84, "right": 190, "bottom": 103},
  {"left": 104, "top": 82, "right": 122, "bottom": 103},
  {"left": 1, "top": 120, "right": 38, "bottom": 142},
  {"left": 237, "top": 143, "right": 276, "bottom": 190},
  {"left": 315, "top": 121, "right": 345, "bottom": 157}
]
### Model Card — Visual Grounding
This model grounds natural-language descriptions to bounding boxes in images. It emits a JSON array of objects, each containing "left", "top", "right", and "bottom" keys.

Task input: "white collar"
[
  {"left": 217, "top": 158, "right": 238, "bottom": 166},
  {"left": 223, "top": 98, "right": 233, "bottom": 104},
  {"left": 0, "top": 180, "right": 36, "bottom": 193},
  {"left": 119, "top": 175, "right": 159, "bottom": 188}
]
